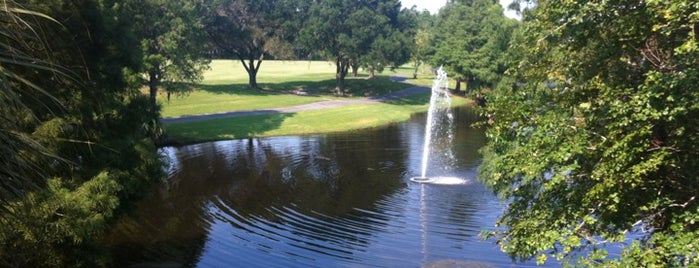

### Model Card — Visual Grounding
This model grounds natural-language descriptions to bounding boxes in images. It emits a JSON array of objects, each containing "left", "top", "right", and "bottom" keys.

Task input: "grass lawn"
[
  {"left": 164, "top": 92, "right": 472, "bottom": 144},
  {"left": 160, "top": 59, "right": 474, "bottom": 144},
  {"left": 160, "top": 60, "right": 418, "bottom": 118}
]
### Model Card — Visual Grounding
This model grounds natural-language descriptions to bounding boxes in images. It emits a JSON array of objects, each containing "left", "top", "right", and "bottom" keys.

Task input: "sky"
[{"left": 400, "top": 0, "right": 519, "bottom": 19}]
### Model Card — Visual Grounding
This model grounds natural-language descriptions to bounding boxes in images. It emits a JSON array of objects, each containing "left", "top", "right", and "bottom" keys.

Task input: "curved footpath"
[{"left": 161, "top": 77, "right": 429, "bottom": 124}]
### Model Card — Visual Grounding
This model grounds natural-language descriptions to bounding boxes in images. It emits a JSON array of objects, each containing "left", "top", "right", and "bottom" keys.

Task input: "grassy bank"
[
  {"left": 164, "top": 93, "right": 471, "bottom": 144},
  {"left": 161, "top": 60, "right": 470, "bottom": 144}
]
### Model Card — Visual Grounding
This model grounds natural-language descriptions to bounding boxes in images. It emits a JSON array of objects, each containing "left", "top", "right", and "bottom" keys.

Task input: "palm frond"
[{"left": 0, "top": 0, "right": 68, "bottom": 202}]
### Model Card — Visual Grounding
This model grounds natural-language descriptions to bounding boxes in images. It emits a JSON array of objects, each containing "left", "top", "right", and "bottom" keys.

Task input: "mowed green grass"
[
  {"left": 160, "top": 60, "right": 415, "bottom": 118},
  {"left": 203, "top": 60, "right": 338, "bottom": 84},
  {"left": 165, "top": 93, "right": 472, "bottom": 143},
  {"left": 161, "top": 60, "right": 473, "bottom": 143}
]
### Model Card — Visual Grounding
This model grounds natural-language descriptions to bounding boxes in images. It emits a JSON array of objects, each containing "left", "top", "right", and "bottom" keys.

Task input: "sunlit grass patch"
[{"left": 160, "top": 60, "right": 413, "bottom": 118}]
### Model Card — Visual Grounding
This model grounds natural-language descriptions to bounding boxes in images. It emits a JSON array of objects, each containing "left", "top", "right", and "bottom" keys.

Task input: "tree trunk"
[
  {"left": 368, "top": 65, "right": 375, "bottom": 79},
  {"left": 454, "top": 78, "right": 461, "bottom": 94},
  {"left": 248, "top": 70, "right": 258, "bottom": 89},
  {"left": 351, "top": 62, "right": 359, "bottom": 77},
  {"left": 466, "top": 77, "right": 476, "bottom": 95},
  {"left": 148, "top": 69, "right": 160, "bottom": 106},
  {"left": 335, "top": 57, "right": 349, "bottom": 95},
  {"left": 241, "top": 55, "right": 263, "bottom": 89},
  {"left": 413, "top": 60, "right": 419, "bottom": 79}
]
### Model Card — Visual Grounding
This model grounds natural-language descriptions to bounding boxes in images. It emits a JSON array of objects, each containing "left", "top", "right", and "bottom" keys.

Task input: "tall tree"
[
  {"left": 357, "top": 2, "right": 417, "bottom": 78},
  {"left": 300, "top": 0, "right": 412, "bottom": 94},
  {"left": 131, "top": 0, "right": 210, "bottom": 105},
  {"left": 347, "top": 7, "right": 389, "bottom": 78},
  {"left": 300, "top": 0, "right": 354, "bottom": 94},
  {"left": 205, "top": 0, "right": 299, "bottom": 89},
  {"left": 432, "top": 0, "right": 514, "bottom": 92},
  {"left": 410, "top": 10, "right": 435, "bottom": 79},
  {"left": 480, "top": 0, "right": 699, "bottom": 265}
]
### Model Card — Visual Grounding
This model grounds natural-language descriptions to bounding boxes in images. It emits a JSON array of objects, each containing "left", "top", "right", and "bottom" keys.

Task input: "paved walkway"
[{"left": 162, "top": 77, "right": 429, "bottom": 124}]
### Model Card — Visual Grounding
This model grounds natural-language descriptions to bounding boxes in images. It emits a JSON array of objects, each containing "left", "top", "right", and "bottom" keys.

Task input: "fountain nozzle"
[{"left": 410, "top": 177, "right": 432, "bottom": 183}]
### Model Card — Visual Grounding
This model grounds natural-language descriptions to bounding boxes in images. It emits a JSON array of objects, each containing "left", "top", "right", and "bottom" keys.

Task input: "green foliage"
[
  {"left": 410, "top": 10, "right": 436, "bottom": 79},
  {"left": 204, "top": 0, "right": 301, "bottom": 89},
  {"left": 357, "top": 1, "right": 417, "bottom": 77},
  {"left": 405, "top": 12, "right": 440, "bottom": 80},
  {"left": 431, "top": 0, "right": 516, "bottom": 91},
  {"left": 480, "top": 0, "right": 699, "bottom": 265},
  {"left": 129, "top": 0, "right": 210, "bottom": 104},
  {"left": 0, "top": 0, "right": 163, "bottom": 266},
  {"left": 0, "top": 173, "right": 120, "bottom": 267},
  {"left": 0, "top": 0, "right": 73, "bottom": 200},
  {"left": 299, "top": 0, "right": 415, "bottom": 93}
]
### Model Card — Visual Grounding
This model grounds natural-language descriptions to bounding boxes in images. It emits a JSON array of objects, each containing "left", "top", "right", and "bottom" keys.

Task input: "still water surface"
[{"left": 104, "top": 107, "right": 555, "bottom": 267}]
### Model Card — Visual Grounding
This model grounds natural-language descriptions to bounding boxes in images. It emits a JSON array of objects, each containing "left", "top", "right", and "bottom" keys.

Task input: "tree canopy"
[
  {"left": 299, "top": 0, "right": 415, "bottom": 94},
  {"left": 410, "top": 10, "right": 435, "bottom": 79},
  {"left": 131, "top": 0, "right": 210, "bottom": 104},
  {"left": 432, "top": 0, "right": 516, "bottom": 92},
  {"left": 355, "top": 2, "right": 417, "bottom": 78},
  {"left": 480, "top": 0, "right": 699, "bottom": 265},
  {"left": 204, "top": 0, "right": 301, "bottom": 89}
]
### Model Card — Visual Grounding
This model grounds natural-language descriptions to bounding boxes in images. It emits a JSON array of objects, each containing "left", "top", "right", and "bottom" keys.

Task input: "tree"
[
  {"left": 357, "top": 3, "right": 417, "bottom": 78},
  {"left": 409, "top": 10, "right": 436, "bottom": 79},
  {"left": 300, "top": 0, "right": 410, "bottom": 94},
  {"left": 431, "top": 0, "right": 514, "bottom": 93},
  {"left": 131, "top": 0, "right": 210, "bottom": 105},
  {"left": 300, "top": 0, "right": 359, "bottom": 94},
  {"left": 205, "top": 0, "right": 299, "bottom": 89},
  {"left": 480, "top": 0, "right": 699, "bottom": 265}
]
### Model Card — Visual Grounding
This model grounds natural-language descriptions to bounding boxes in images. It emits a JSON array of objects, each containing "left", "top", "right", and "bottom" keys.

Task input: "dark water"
[{"left": 103, "top": 107, "right": 553, "bottom": 267}]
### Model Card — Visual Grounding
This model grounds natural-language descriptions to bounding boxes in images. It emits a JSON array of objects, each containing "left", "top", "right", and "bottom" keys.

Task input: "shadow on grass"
[
  {"left": 196, "top": 75, "right": 410, "bottom": 98},
  {"left": 164, "top": 112, "right": 296, "bottom": 145}
]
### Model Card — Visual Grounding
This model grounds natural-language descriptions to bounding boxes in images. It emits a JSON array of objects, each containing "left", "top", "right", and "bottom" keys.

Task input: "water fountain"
[{"left": 411, "top": 67, "right": 461, "bottom": 184}]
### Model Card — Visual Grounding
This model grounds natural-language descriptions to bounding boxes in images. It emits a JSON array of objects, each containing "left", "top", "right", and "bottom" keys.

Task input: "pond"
[{"left": 103, "top": 106, "right": 555, "bottom": 267}]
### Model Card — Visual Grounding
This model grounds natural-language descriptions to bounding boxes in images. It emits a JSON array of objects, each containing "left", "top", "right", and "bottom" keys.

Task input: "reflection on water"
[{"left": 102, "top": 107, "right": 552, "bottom": 267}]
